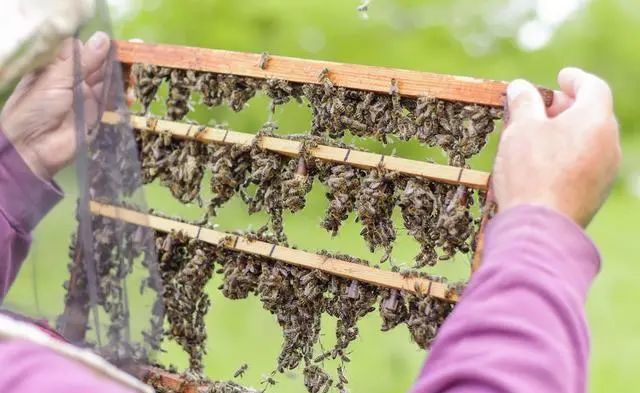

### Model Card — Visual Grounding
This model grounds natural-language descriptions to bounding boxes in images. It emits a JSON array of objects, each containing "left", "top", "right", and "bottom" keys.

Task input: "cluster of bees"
[
  {"left": 150, "top": 226, "right": 458, "bottom": 393},
  {"left": 134, "top": 65, "right": 501, "bottom": 167},
  {"left": 305, "top": 73, "right": 502, "bottom": 167},
  {"left": 137, "top": 122, "right": 480, "bottom": 268},
  {"left": 60, "top": 121, "right": 165, "bottom": 362},
  {"left": 133, "top": 63, "right": 497, "bottom": 267},
  {"left": 63, "top": 63, "right": 502, "bottom": 392},
  {"left": 156, "top": 231, "right": 216, "bottom": 373}
]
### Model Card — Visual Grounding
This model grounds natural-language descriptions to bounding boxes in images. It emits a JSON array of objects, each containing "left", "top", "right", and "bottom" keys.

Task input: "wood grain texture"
[
  {"left": 90, "top": 201, "right": 460, "bottom": 302},
  {"left": 136, "top": 366, "right": 260, "bottom": 393},
  {"left": 114, "top": 40, "right": 553, "bottom": 107},
  {"left": 102, "top": 112, "right": 490, "bottom": 190},
  {"left": 137, "top": 366, "right": 199, "bottom": 393}
]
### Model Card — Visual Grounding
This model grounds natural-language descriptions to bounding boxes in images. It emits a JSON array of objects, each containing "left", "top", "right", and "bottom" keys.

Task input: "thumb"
[
  {"left": 507, "top": 79, "right": 546, "bottom": 121},
  {"left": 82, "top": 31, "right": 111, "bottom": 85}
]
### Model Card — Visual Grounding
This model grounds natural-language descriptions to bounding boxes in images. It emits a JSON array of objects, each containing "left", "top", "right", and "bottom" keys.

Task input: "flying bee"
[
  {"left": 233, "top": 363, "right": 248, "bottom": 378},
  {"left": 260, "top": 375, "right": 278, "bottom": 392},
  {"left": 357, "top": 0, "right": 371, "bottom": 13}
]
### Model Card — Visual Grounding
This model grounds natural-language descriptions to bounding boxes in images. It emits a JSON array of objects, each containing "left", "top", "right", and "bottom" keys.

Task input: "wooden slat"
[
  {"left": 102, "top": 112, "right": 490, "bottom": 190},
  {"left": 89, "top": 201, "right": 460, "bottom": 302},
  {"left": 137, "top": 365, "right": 199, "bottom": 393},
  {"left": 114, "top": 40, "right": 554, "bottom": 107},
  {"left": 136, "top": 365, "right": 259, "bottom": 393}
]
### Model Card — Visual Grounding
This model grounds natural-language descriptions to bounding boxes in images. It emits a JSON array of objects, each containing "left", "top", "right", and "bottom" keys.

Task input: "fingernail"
[
  {"left": 88, "top": 31, "right": 109, "bottom": 50},
  {"left": 507, "top": 79, "right": 529, "bottom": 101}
]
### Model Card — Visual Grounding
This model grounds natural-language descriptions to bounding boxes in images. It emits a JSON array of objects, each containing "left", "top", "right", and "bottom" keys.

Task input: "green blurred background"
[{"left": 5, "top": 0, "right": 640, "bottom": 391}]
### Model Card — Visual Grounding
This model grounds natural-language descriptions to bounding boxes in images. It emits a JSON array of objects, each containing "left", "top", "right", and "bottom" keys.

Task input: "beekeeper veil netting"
[{"left": 0, "top": 0, "right": 165, "bottom": 371}]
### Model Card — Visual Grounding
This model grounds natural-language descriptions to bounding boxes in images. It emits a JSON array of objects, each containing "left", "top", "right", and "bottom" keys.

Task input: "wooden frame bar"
[
  {"left": 90, "top": 201, "right": 460, "bottom": 302},
  {"left": 136, "top": 366, "right": 259, "bottom": 393},
  {"left": 137, "top": 366, "right": 199, "bottom": 393},
  {"left": 114, "top": 40, "right": 553, "bottom": 107},
  {"left": 102, "top": 112, "right": 490, "bottom": 190}
]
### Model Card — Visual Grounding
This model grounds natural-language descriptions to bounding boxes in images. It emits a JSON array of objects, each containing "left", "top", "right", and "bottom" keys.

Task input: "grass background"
[{"left": 4, "top": 0, "right": 640, "bottom": 391}]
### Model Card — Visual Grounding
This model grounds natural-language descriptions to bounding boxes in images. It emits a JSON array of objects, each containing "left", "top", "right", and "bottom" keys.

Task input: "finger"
[
  {"left": 81, "top": 31, "right": 111, "bottom": 79},
  {"left": 506, "top": 79, "right": 547, "bottom": 122},
  {"left": 557, "top": 67, "right": 613, "bottom": 119},
  {"left": 546, "top": 90, "right": 574, "bottom": 117}
]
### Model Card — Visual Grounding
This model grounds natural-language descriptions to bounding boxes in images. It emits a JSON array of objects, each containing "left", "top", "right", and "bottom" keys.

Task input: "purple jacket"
[{"left": 0, "top": 130, "right": 598, "bottom": 392}]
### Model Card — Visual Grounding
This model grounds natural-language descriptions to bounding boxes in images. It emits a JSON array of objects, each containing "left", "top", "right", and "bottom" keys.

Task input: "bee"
[
  {"left": 258, "top": 52, "right": 270, "bottom": 70},
  {"left": 389, "top": 78, "right": 399, "bottom": 95},
  {"left": 321, "top": 379, "right": 334, "bottom": 393},
  {"left": 186, "top": 69, "right": 198, "bottom": 84},
  {"left": 260, "top": 375, "right": 278, "bottom": 392},
  {"left": 337, "top": 366, "right": 348, "bottom": 385},
  {"left": 313, "top": 351, "right": 331, "bottom": 363},
  {"left": 233, "top": 363, "right": 249, "bottom": 378},
  {"left": 357, "top": 0, "right": 371, "bottom": 12}
]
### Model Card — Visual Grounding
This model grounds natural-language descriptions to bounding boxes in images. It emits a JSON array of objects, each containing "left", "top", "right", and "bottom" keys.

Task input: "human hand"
[
  {"left": 0, "top": 31, "right": 111, "bottom": 180},
  {"left": 492, "top": 67, "right": 621, "bottom": 227}
]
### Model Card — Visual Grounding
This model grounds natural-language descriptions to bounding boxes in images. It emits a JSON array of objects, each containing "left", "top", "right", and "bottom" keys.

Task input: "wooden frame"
[
  {"left": 114, "top": 40, "right": 554, "bottom": 108},
  {"left": 65, "top": 40, "right": 551, "bottom": 391},
  {"left": 90, "top": 201, "right": 460, "bottom": 302},
  {"left": 102, "top": 112, "right": 490, "bottom": 190}
]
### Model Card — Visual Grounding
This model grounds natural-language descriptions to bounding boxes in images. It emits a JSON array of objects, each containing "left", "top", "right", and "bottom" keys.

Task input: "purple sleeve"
[
  {"left": 412, "top": 205, "right": 600, "bottom": 393},
  {"left": 0, "top": 131, "right": 132, "bottom": 393},
  {"left": 0, "top": 340, "right": 133, "bottom": 393},
  {"left": 0, "top": 131, "right": 62, "bottom": 299}
]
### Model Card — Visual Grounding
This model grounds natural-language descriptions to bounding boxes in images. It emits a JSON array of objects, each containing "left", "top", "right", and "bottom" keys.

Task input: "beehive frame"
[{"left": 68, "top": 40, "right": 552, "bottom": 392}]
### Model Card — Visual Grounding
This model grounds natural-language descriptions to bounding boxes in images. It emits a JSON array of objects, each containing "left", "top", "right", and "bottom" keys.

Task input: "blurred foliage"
[{"left": 4, "top": 0, "right": 640, "bottom": 392}]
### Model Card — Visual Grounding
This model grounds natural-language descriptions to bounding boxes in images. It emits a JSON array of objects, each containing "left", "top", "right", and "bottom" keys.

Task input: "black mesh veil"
[
  {"left": 1, "top": 0, "right": 164, "bottom": 374},
  {"left": 64, "top": 1, "right": 165, "bottom": 365}
]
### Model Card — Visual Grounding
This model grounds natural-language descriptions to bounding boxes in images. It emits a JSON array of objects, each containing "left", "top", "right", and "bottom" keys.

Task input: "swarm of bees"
[
  {"left": 60, "top": 120, "right": 165, "bottom": 361},
  {"left": 400, "top": 181, "right": 476, "bottom": 267},
  {"left": 303, "top": 74, "right": 502, "bottom": 166},
  {"left": 132, "top": 64, "right": 496, "bottom": 266},
  {"left": 65, "top": 62, "right": 502, "bottom": 392},
  {"left": 136, "top": 128, "right": 208, "bottom": 204},
  {"left": 318, "top": 164, "right": 363, "bottom": 236},
  {"left": 243, "top": 130, "right": 289, "bottom": 241},
  {"left": 156, "top": 231, "right": 217, "bottom": 373},
  {"left": 144, "top": 223, "right": 462, "bottom": 392},
  {"left": 354, "top": 169, "right": 400, "bottom": 262},
  {"left": 132, "top": 65, "right": 501, "bottom": 165},
  {"left": 321, "top": 251, "right": 380, "bottom": 364},
  {"left": 208, "top": 143, "right": 252, "bottom": 216}
]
